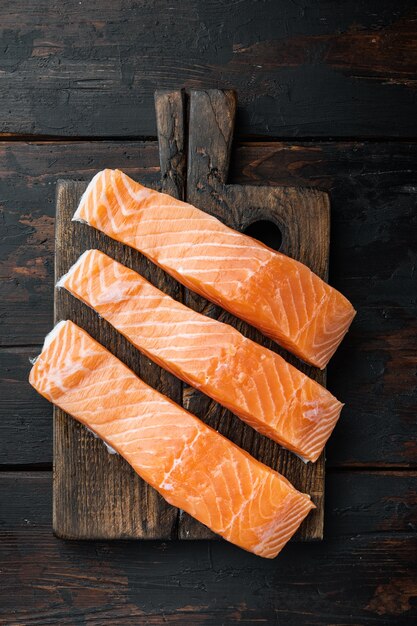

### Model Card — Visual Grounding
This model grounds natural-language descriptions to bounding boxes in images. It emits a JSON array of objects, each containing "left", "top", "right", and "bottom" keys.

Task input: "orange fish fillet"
[
  {"left": 29, "top": 321, "right": 314, "bottom": 558},
  {"left": 73, "top": 169, "right": 356, "bottom": 368},
  {"left": 59, "top": 249, "right": 343, "bottom": 462}
]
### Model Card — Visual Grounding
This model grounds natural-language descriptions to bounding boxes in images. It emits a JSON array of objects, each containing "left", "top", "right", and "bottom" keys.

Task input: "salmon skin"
[
  {"left": 29, "top": 321, "right": 314, "bottom": 558},
  {"left": 59, "top": 249, "right": 343, "bottom": 462},
  {"left": 73, "top": 169, "right": 356, "bottom": 369}
]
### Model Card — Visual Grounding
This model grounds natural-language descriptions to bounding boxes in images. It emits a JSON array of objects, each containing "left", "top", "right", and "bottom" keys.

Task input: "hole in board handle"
[{"left": 243, "top": 220, "right": 283, "bottom": 251}]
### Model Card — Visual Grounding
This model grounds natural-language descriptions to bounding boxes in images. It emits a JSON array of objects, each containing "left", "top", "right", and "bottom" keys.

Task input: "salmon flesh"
[
  {"left": 59, "top": 249, "right": 343, "bottom": 462},
  {"left": 73, "top": 169, "right": 356, "bottom": 368},
  {"left": 29, "top": 320, "right": 315, "bottom": 558}
]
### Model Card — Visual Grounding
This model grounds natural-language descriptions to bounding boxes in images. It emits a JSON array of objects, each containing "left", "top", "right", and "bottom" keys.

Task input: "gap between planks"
[{"left": 1, "top": 134, "right": 417, "bottom": 144}]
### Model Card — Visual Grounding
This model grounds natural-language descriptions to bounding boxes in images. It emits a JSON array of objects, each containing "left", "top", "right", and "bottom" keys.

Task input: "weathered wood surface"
[
  {"left": 53, "top": 90, "right": 328, "bottom": 540},
  {"left": 231, "top": 141, "right": 417, "bottom": 469},
  {"left": 53, "top": 93, "right": 188, "bottom": 540},
  {"left": 1, "top": 2, "right": 416, "bottom": 622},
  {"left": 1, "top": 472, "right": 416, "bottom": 625},
  {"left": 0, "top": 348, "right": 51, "bottom": 466},
  {"left": 3, "top": 471, "right": 417, "bottom": 535},
  {"left": 2, "top": 533, "right": 415, "bottom": 625},
  {"left": 54, "top": 180, "right": 182, "bottom": 539},
  {"left": 154, "top": 90, "right": 186, "bottom": 200},
  {"left": 1, "top": 1, "right": 417, "bottom": 138},
  {"left": 1, "top": 140, "right": 416, "bottom": 468},
  {"left": 181, "top": 90, "right": 329, "bottom": 539},
  {"left": 0, "top": 141, "right": 160, "bottom": 346}
]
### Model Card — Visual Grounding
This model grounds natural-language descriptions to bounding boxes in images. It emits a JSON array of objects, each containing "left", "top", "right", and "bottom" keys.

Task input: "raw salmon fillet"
[
  {"left": 73, "top": 169, "right": 356, "bottom": 368},
  {"left": 59, "top": 249, "right": 343, "bottom": 462},
  {"left": 29, "top": 321, "right": 314, "bottom": 558}
]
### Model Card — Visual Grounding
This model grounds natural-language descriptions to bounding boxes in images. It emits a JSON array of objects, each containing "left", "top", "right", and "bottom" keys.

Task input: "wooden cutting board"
[{"left": 53, "top": 90, "right": 329, "bottom": 541}]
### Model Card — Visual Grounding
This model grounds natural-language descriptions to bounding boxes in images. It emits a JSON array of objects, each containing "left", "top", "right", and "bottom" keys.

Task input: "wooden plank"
[
  {"left": 181, "top": 89, "right": 329, "bottom": 540},
  {"left": 2, "top": 471, "right": 417, "bottom": 535},
  {"left": 0, "top": 141, "right": 160, "bottom": 346},
  {"left": 54, "top": 181, "right": 181, "bottom": 539},
  {"left": 326, "top": 471, "right": 417, "bottom": 536},
  {"left": 2, "top": 140, "right": 415, "bottom": 345},
  {"left": 53, "top": 94, "right": 188, "bottom": 540},
  {"left": 53, "top": 90, "right": 329, "bottom": 540},
  {"left": 0, "top": 347, "right": 52, "bottom": 465},
  {"left": 230, "top": 141, "right": 417, "bottom": 468},
  {"left": 1, "top": 1, "right": 417, "bottom": 138},
  {"left": 3, "top": 534, "right": 415, "bottom": 626},
  {"left": 1, "top": 472, "right": 416, "bottom": 625},
  {"left": 2, "top": 140, "right": 416, "bottom": 468},
  {"left": 154, "top": 90, "right": 186, "bottom": 199}
]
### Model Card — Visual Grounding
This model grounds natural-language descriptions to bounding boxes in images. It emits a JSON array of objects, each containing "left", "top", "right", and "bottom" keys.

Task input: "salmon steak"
[
  {"left": 59, "top": 249, "right": 343, "bottom": 462},
  {"left": 29, "top": 320, "right": 315, "bottom": 558},
  {"left": 73, "top": 169, "right": 356, "bottom": 368}
]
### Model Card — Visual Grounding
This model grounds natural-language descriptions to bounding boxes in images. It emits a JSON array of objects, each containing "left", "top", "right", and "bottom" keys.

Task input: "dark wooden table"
[{"left": 1, "top": 2, "right": 416, "bottom": 624}]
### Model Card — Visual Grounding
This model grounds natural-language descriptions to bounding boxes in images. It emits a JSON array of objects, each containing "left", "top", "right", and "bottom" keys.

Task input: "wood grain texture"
[
  {"left": 1, "top": 473, "right": 416, "bottom": 626},
  {"left": 178, "top": 90, "right": 330, "bottom": 540},
  {"left": 54, "top": 181, "right": 181, "bottom": 539},
  {"left": 1, "top": 1, "right": 417, "bottom": 138},
  {"left": 3, "top": 470, "right": 417, "bottom": 535},
  {"left": 2, "top": 140, "right": 416, "bottom": 468},
  {"left": 3, "top": 534, "right": 416, "bottom": 625},
  {"left": 53, "top": 93, "right": 189, "bottom": 540},
  {"left": 53, "top": 90, "right": 328, "bottom": 540},
  {"left": 0, "top": 348, "right": 51, "bottom": 465},
  {"left": 230, "top": 141, "right": 417, "bottom": 468},
  {"left": 0, "top": 141, "right": 160, "bottom": 346},
  {"left": 2, "top": 2, "right": 416, "bottom": 620},
  {"left": 154, "top": 90, "right": 186, "bottom": 200}
]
